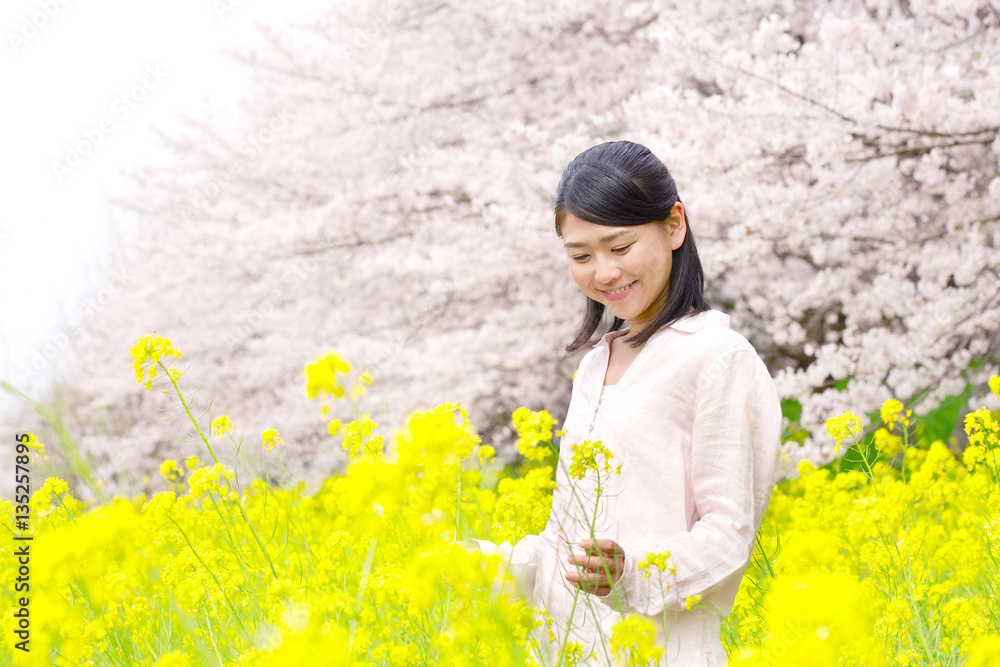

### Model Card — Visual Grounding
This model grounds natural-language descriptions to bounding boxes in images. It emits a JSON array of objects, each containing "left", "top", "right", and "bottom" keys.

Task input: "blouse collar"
[{"left": 596, "top": 309, "right": 731, "bottom": 349}]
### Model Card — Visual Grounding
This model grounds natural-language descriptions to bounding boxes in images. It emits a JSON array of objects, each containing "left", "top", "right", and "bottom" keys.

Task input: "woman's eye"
[{"left": 571, "top": 244, "right": 631, "bottom": 262}]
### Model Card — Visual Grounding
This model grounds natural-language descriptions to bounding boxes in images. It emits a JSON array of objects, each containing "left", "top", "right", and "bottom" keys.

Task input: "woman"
[{"left": 473, "top": 140, "right": 782, "bottom": 666}]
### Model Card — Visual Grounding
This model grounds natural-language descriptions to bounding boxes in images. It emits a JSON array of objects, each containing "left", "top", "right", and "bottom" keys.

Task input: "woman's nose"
[{"left": 594, "top": 256, "right": 621, "bottom": 284}]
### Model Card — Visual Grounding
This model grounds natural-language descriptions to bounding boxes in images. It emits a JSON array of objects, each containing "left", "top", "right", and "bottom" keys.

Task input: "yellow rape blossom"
[
  {"left": 749, "top": 571, "right": 886, "bottom": 665},
  {"left": 965, "top": 408, "right": 998, "bottom": 449},
  {"left": 477, "top": 444, "right": 496, "bottom": 465},
  {"left": 825, "top": 410, "right": 863, "bottom": 453},
  {"left": 129, "top": 332, "right": 181, "bottom": 390},
  {"left": 512, "top": 407, "right": 558, "bottom": 461},
  {"left": 610, "top": 616, "right": 663, "bottom": 666},
  {"left": 23, "top": 432, "right": 50, "bottom": 462},
  {"left": 569, "top": 440, "right": 618, "bottom": 480},
  {"left": 262, "top": 623, "right": 349, "bottom": 667},
  {"left": 350, "top": 370, "right": 374, "bottom": 401},
  {"left": 159, "top": 460, "right": 180, "bottom": 482},
  {"left": 341, "top": 414, "right": 384, "bottom": 462},
  {"left": 303, "top": 350, "right": 351, "bottom": 403},
  {"left": 880, "top": 398, "right": 910, "bottom": 431},
  {"left": 966, "top": 635, "right": 1000, "bottom": 667},
  {"left": 13, "top": 334, "right": 1000, "bottom": 667},
  {"left": 637, "top": 551, "right": 672, "bottom": 580},
  {"left": 212, "top": 414, "right": 233, "bottom": 438},
  {"left": 491, "top": 466, "right": 557, "bottom": 544},
  {"left": 874, "top": 427, "right": 904, "bottom": 458},
  {"left": 559, "top": 641, "right": 594, "bottom": 666},
  {"left": 187, "top": 464, "right": 235, "bottom": 499},
  {"left": 262, "top": 428, "right": 283, "bottom": 452}
]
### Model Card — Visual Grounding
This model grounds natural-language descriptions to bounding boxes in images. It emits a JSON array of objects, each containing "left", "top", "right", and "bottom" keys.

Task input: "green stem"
[
  {"left": 555, "top": 456, "right": 617, "bottom": 667},
  {"left": 584, "top": 469, "right": 619, "bottom": 667},
  {"left": 554, "top": 587, "right": 584, "bottom": 667},
  {"left": 160, "top": 360, "right": 279, "bottom": 578},
  {"left": 165, "top": 512, "right": 251, "bottom": 640},
  {"left": 160, "top": 361, "right": 221, "bottom": 466},
  {"left": 231, "top": 496, "right": 280, "bottom": 578}
]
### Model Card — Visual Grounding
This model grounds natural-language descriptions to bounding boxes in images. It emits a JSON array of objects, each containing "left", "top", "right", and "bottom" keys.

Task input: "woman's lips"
[{"left": 602, "top": 280, "right": 636, "bottom": 301}]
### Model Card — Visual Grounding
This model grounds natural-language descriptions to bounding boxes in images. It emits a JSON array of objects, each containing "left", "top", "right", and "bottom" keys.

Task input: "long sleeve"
[
  {"left": 595, "top": 348, "right": 782, "bottom": 617},
  {"left": 472, "top": 535, "right": 541, "bottom": 597}
]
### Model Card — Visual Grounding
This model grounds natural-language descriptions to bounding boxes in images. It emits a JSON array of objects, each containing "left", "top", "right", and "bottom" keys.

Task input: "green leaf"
[
  {"left": 914, "top": 383, "right": 973, "bottom": 445},
  {"left": 837, "top": 437, "right": 878, "bottom": 477},
  {"left": 781, "top": 398, "right": 802, "bottom": 423}
]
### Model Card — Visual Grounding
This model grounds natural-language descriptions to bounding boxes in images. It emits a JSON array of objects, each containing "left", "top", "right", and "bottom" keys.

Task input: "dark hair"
[{"left": 554, "top": 140, "right": 708, "bottom": 353}]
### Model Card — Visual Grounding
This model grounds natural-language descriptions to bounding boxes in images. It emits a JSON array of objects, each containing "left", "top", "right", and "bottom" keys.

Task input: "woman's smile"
[{"left": 601, "top": 280, "right": 636, "bottom": 301}]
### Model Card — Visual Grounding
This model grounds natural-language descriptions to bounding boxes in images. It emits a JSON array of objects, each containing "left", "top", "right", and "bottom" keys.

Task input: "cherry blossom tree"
[{"left": 619, "top": 0, "right": 1000, "bottom": 466}]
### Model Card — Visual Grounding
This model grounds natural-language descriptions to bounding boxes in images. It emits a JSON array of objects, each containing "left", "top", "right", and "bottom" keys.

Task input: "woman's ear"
[{"left": 667, "top": 201, "right": 687, "bottom": 250}]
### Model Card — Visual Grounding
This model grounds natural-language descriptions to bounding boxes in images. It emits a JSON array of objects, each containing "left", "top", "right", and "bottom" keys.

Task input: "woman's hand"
[{"left": 565, "top": 538, "right": 625, "bottom": 597}]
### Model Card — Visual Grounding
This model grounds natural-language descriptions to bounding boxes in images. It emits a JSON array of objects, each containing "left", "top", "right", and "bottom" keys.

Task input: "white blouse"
[{"left": 474, "top": 309, "right": 783, "bottom": 666}]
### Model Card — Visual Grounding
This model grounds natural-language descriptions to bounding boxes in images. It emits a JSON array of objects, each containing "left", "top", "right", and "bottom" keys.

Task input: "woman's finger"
[
  {"left": 568, "top": 576, "right": 615, "bottom": 596},
  {"left": 565, "top": 570, "right": 603, "bottom": 585},
  {"left": 565, "top": 569, "right": 614, "bottom": 588},
  {"left": 583, "top": 555, "right": 610, "bottom": 572},
  {"left": 578, "top": 538, "right": 625, "bottom": 558},
  {"left": 567, "top": 553, "right": 620, "bottom": 573},
  {"left": 591, "top": 538, "right": 625, "bottom": 556},
  {"left": 566, "top": 540, "right": 626, "bottom": 593}
]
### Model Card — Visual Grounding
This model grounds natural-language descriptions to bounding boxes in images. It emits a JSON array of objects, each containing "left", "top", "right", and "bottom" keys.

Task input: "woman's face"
[{"left": 561, "top": 203, "right": 686, "bottom": 335}]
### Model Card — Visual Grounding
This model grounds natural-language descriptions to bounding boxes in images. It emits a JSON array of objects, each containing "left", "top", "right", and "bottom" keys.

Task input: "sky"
[{"left": 0, "top": 0, "right": 335, "bottom": 414}]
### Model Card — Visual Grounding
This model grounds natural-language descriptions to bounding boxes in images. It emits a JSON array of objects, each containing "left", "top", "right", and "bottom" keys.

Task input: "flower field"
[{"left": 2, "top": 336, "right": 999, "bottom": 666}]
